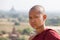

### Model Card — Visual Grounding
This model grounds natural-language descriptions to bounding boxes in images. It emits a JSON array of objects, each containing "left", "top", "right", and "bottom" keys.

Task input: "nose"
[{"left": 31, "top": 19, "right": 36, "bottom": 23}]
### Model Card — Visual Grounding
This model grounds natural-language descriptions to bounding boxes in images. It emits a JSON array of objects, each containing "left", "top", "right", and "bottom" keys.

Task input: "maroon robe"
[{"left": 32, "top": 29, "right": 60, "bottom": 40}]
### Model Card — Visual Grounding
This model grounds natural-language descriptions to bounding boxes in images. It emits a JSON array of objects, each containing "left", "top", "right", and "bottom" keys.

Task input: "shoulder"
[
  {"left": 45, "top": 29, "right": 60, "bottom": 40},
  {"left": 29, "top": 31, "right": 37, "bottom": 40},
  {"left": 47, "top": 29, "right": 59, "bottom": 36}
]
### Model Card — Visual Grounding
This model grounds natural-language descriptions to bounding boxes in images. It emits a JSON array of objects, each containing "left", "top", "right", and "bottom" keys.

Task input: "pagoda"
[{"left": 9, "top": 27, "right": 19, "bottom": 40}]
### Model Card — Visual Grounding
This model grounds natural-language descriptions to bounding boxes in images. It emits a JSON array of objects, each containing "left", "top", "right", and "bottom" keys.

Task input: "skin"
[{"left": 29, "top": 5, "right": 47, "bottom": 40}]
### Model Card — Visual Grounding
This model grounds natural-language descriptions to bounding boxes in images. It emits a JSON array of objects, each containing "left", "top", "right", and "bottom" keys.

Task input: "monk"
[{"left": 29, "top": 5, "right": 60, "bottom": 40}]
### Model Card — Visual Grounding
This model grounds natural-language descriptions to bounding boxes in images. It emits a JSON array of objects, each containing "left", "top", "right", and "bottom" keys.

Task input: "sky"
[{"left": 0, "top": 0, "right": 60, "bottom": 12}]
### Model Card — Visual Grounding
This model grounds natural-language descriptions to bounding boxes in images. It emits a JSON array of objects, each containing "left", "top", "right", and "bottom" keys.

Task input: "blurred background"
[{"left": 0, "top": 0, "right": 60, "bottom": 40}]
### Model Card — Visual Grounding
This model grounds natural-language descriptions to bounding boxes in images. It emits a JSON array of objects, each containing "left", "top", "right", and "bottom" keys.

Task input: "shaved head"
[{"left": 29, "top": 5, "right": 45, "bottom": 14}]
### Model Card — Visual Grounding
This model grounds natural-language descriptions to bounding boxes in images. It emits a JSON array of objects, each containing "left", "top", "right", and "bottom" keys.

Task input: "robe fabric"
[{"left": 32, "top": 29, "right": 60, "bottom": 40}]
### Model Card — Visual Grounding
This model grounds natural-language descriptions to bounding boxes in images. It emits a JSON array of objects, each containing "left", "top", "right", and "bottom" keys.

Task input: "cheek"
[{"left": 36, "top": 18, "right": 43, "bottom": 24}]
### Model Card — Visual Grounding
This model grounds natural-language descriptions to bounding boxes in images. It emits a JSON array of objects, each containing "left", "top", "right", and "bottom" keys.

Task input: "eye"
[{"left": 29, "top": 17, "right": 32, "bottom": 19}]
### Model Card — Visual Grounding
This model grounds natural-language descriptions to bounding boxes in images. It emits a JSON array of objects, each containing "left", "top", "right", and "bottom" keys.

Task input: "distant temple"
[
  {"left": 9, "top": 26, "right": 19, "bottom": 40},
  {"left": 10, "top": 6, "right": 16, "bottom": 12},
  {"left": 9, "top": 6, "right": 17, "bottom": 14}
]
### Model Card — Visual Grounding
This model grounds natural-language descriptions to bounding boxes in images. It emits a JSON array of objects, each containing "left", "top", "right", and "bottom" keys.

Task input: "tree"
[
  {"left": 14, "top": 22, "right": 20, "bottom": 26},
  {"left": 22, "top": 28, "right": 31, "bottom": 35}
]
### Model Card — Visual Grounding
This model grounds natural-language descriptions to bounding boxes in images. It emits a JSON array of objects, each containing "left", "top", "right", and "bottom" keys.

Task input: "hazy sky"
[{"left": 0, "top": 0, "right": 60, "bottom": 12}]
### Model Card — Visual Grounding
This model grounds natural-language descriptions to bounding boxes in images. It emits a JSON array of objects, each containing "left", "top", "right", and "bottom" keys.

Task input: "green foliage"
[
  {"left": 18, "top": 17, "right": 22, "bottom": 22},
  {"left": 17, "top": 29, "right": 22, "bottom": 34},
  {"left": 0, "top": 31, "right": 7, "bottom": 34},
  {"left": 22, "top": 28, "right": 31, "bottom": 35},
  {"left": 14, "top": 22, "right": 20, "bottom": 26},
  {"left": 18, "top": 16, "right": 28, "bottom": 22},
  {"left": 0, "top": 37, "right": 8, "bottom": 40},
  {"left": 46, "top": 18, "right": 60, "bottom": 26}
]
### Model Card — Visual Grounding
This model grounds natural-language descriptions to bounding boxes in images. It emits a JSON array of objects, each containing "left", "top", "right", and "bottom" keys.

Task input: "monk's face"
[{"left": 29, "top": 9, "right": 46, "bottom": 29}]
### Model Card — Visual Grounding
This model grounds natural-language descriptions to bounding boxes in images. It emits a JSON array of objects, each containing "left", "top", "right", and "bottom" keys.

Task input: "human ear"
[{"left": 43, "top": 14, "right": 47, "bottom": 21}]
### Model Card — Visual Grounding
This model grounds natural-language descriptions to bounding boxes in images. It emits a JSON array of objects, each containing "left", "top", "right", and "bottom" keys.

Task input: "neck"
[{"left": 36, "top": 25, "right": 45, "bottom": 34}]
